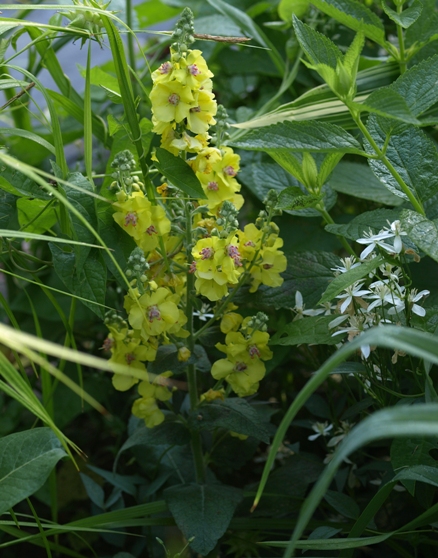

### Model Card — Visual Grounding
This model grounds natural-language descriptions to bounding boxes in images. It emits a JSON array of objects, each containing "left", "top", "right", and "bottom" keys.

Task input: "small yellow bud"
[
  {"left": 200, "top": 388, "right": 226, "bottom": 402},
  {"left": 177, "top": 347, "right": 191, "bottom": 362}
]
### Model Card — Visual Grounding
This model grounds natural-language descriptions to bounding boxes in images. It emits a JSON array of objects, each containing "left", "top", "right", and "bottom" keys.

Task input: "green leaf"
[
  {"left": 64, "top": 172, "right": 97, "bottom": 275},
  {"left": 400, "top": 209, "right": 438, "bottom": 262},
  {"left": 358, "top": 87, "right": 419, "bottom": 124},
  {"left": 279, "top": 0, "right": 309, "bottom": 20},
  {"left": 391, "top": 54, "right": 438, "bottom": 117},
  {"left": 0, "top": 190, "right": 17, "bottom": 228},
  {"left": 231, "top": 120, "right": 364, "bottom": 154},
  {"left": 50, "top": 245, "right": 107, "bottom": 319},
  {"left": 309, "top": 0, "right": 386, "bottom": 46},
  {"left": 188, "top": 398, "right": 272, "bottom": 443},
  {"left": 164, "top": 482, "right": 243, "bottom": 556},
  {"left": 277, "top": 187, "right": 321, "bottom": 211},
  {"left": 16, "top": 198, "right": 57, "bottom": 234},
  {"left": 318, "top": 256, "right": 383, "bottom": 305},
  {"left": 118, "top": 422, "right": 191, "bottom": 451},
  {"left": 366, "top": 118, "right": 438, "bottom": 218},
  {"left": 78, "top": 64, "right": 121, "bottom": 100},
  {"left": 329, "top": 162, "right": 404, "bottom": 205},
  {"left": 154, "top": 148, "right": 204, "bottom": 199},
  {"left": 391, "top": 437, "right": 438, "bottom": 495},
  {"left": 325, "top": 208, "right": 401, "bottom": 240},
  {"left": 405, "top": 0, "right": 438, "bottom": 47},
  {"left": 293, "top": 15, "right": 343, "bottom": 68},
  {"left": 382, "top": 0, "right": 422, "bottom": 29},
  {"left": 0, "top": 428, "right": 67, "bottom": 515},
  {"left": 271, "top": 315, "right": 342, "bottom": 346},
  {"left": 324, "top": 489, "right": 360, "bottom": 519}
]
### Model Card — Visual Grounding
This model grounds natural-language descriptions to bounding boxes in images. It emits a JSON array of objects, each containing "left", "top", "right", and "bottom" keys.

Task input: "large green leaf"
[
  {"left": 154, "top": 147, "right": 204, "bottom": 199},
  {"left": 309, "top": 0, "right": 386, "bottom": 46},
  {"left": 188, "top": 398, "right": 272, "bottom": 443},
  {"left": 406, "top": 0, "right": 438, "bottom": 47},
  {"left": 164, "top": 482, "right": 243, "bottom": 555},
  {"left": 16, "top": 197, "right": 57, "bottom": 234},
  {"left": 0, "top": 428, "right": 67, "bottom": 515},
  {"left": 400, "top": 209, "right": 438, "bottom": 262},
  {"left": 359, "top": 87, "right": 419, "bottom": 124},
  {"left": 231, "top": 120, "right": 364, "bottom": 154},
  {"left": 50, "top": 245, "right": 107, "bottom": 318},
  {"left": 366, "top": 118, "right": 438, "bottom": 218},
  {"left": 391, "top": 54, "right": 438, "bottom": 117}
]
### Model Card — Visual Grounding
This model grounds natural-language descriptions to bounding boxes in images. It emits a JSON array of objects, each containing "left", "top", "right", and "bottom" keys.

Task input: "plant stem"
[
  {"left": 351, "top": 111, "right": 425, "bottom": 216},
  {"left": 126, "top": 0, "right": 138, "bottom": 95},
  {"left": 185, "top": 203, "right": 205, "bottom": 483}
]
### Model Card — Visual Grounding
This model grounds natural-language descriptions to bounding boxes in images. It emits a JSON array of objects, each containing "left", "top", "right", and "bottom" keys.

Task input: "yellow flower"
[
  {"left": 108, "top": 329, "right": 153, "bottom": 391},
  {"left": 125, "top": 287, "right": 180, "bottom": 338},
  {"left": 220, "top": 311, "right": 243, "bottom": 334},
  {"left": 216, "top": 330, "right": 273, "bottom": 362},
  {"left": 237, "top": 223, "right": 263, "bottom": 261},
  {"left": 250, "top": 246, "right": 288, "bottom": 293},
  {"left": 112, "top": 191, "right": 170, "bottom": 252},
  {"left": 200, "top": 388, "right": 226, "bottom": 402},
  {"left": 186, "top": 88, "right": 217, "bottom": 134},
  {"left": 171, "top": 49, "right": 214, "bottom": 89},
  {"left": 150, "top": 81, "right": 195, "bottom": 126},
  {"left": 131, "top": 373, "right": 172, "bottom": 428},
  {"left": 191, "top": 235, "right": 244, "bottom": 301},
  {"left": 177, "top": 347, "right": 191, "bottom": 362},
  {"left": 211, "top": 356, "right": 266, "bottom": 397}
]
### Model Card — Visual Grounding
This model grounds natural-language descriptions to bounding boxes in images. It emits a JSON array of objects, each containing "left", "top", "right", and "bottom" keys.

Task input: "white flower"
[
  {"left": 331, "top": 256, "right": 361, "bottom": 275},
  {"left": 336, "top": 282, "right": 371, "bottom": 314},
  {"left": 356, "top": 228, "right": 393, "bottom": 259},
  {"left": 308, "top": 421, "right": 333, "bottom": 441},
  {"left": 366, "top": 281, "right": 397, "bottom": 312},
  {"left": 387, "top": 288, "right": 430, "bottom": 317},
  {"left": 193, "top": 303, "right": 214, "bottom": 321}
]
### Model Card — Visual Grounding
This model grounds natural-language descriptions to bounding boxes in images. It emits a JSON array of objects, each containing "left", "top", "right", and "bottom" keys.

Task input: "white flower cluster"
[{"left": 293, "top": 221, "right": 429, "bottom": 361}]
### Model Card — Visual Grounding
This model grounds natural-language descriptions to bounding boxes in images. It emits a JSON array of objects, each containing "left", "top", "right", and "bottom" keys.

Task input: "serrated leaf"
[
  {"left": 329, "top": 161, "right": 404, "bottom": 205},
  {"left": 382, "top": 0, "right": 422, "bottom": 29},
  {"left": 154, "top": 147, "right": 204, "bottom": 199},
  {"left": 406, "top": 0, "right": 438, "bottom": 47},
  {"left": 188, "top": 398, "right": 271, "bottom": 443},
  {"left": 271, "top": 315, "right": 342, "bottom": 346},
  {"left": 325, "top": 208, "right": 401, "bottom": 240},
  {"left": 165, "top": 482, "right": 243, "bottom": 555},
  {"left": 391, "top": 54, "right": 438, "bottom": 117},
  {"left": 0, "top": 428, "right": 67, "bottom": 515},
  {"left": 318, "top": 256, "right": 384, "bottom": 305},
  {"left": 293, "top": 15, "right": 343, "bottom": 68},
  {"left": 366, "top": 117, "right": 438, "bottom": 218},
  {"left": 359, "top": 87, "right": 419, "bottom": 124},
  {"left": 231, "top": 120, "right": 364, "bottom": 153},
  {"left": 400, "top": 209, "right": 438, "bottom": 262},
  {"left": 50, "top": 245, "right": 107, "bottom": 318},
  {"left": 309, "top": 0, "right": 386, "bottom": 46}
]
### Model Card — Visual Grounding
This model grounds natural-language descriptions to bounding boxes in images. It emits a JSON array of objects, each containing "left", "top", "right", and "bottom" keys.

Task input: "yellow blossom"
[
  {"left": 250, "top": 246, "right": 288, "bottom": 293},
  {"left": 125, "top": 287, "right": 180, "bottom": 338},
  {"left": 150, "top": 81, "right": 195, "bottom": 126},
  {"left": 200, "top": 388, "right": 226, "bottom": 402},
  {"left": 211, "top": 356, "right": 266, "bottom": 397}
]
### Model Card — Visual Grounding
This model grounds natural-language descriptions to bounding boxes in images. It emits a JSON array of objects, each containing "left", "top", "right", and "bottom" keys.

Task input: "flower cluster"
[
  {"left": 294, "top": 220, "right": 429, "bottom": 391},
  {"left": 104, "top": 9, "right": 287, "bottom": 427}
]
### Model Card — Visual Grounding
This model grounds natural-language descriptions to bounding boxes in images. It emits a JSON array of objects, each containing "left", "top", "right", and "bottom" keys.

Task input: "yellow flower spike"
[
  {"left": 108, "top": 330, "right": 153, "bottom": 391},
  {"left": 150, "top": 81, "right": 195, "bottom": 126}
]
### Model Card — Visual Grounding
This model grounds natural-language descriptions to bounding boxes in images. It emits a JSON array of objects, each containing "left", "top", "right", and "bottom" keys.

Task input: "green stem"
[
  {"left": 351, "top": 111, "right": 425, "bottom": 215},
  {"left": 126, "top": 0, "right": 138, "bottom": 96},
  {"left": 319, "top": 207, "right": 357, "bottom": 257},
  {"left": 185, "top": 203, "right": 205, "bottom": 484}
]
